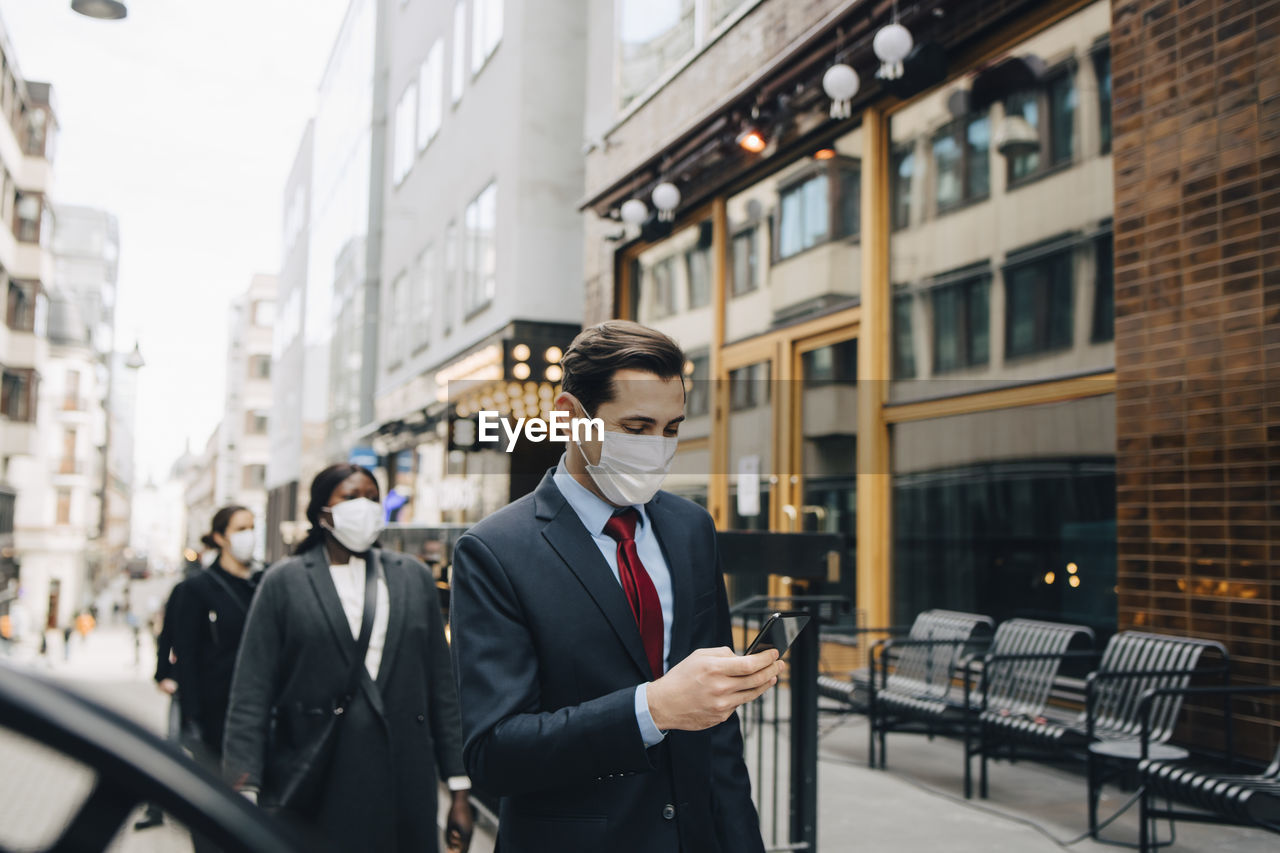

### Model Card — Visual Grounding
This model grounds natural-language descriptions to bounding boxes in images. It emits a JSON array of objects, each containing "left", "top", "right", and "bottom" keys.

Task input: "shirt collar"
[{"left": 553, "top": 454, "right": 648, "bottom": 536}]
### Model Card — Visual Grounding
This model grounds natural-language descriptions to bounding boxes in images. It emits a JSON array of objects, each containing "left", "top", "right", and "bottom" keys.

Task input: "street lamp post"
[{"left": 98, "top": 342, "right": 144, "bottom": 582}]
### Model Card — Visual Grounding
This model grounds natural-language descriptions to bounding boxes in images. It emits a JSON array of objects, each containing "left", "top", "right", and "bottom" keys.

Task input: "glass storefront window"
[
  {"left": 629, "top": 217, "right": 714, "bottom": 364},
  {"left": 891, "top": 398, "right": 1117, "bottom": 636},
  {"left": 685, "top": 243, "right": 712, "bottom": 309},
  {"left": 891, "top": 146, "right": 914, "bottom": 230},
  {"left": 888, "top": 0, "right": 1116, "bottom": 633},
  {"left": 723, "top": 124, "right": 863, "bottom": 342}
]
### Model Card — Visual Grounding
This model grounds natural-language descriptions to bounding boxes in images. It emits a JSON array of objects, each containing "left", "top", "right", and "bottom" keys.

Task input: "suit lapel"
[
  {"left": 536, "top": 472, "right": 653, "bottom": 679},
  {"left": 303, "top": 546, "right": 357, "bottom": 665},
  {"left": 646, "top": 493, "right": 695, "bottom": 664},
  {"left": 374, "top": 549, "right": 408, "bottom": 692}
]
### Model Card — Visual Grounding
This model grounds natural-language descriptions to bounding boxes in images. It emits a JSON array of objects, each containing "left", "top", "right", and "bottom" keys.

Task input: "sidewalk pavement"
[{"left": 743, "top": 697, "right": 1276, "bottom": 852}]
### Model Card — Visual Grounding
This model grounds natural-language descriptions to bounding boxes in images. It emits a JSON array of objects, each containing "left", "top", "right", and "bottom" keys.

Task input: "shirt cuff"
[
  {"left": 447, "top": 775, "right": 472, "bottom": 792},
  {"left": 635, "top": 683, "right": 667, "bottom": 748}
]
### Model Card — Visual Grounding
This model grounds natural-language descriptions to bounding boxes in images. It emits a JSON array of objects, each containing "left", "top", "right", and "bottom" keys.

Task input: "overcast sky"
[{"left": 1, "top": 0, "right": 348, "bottom": 483}]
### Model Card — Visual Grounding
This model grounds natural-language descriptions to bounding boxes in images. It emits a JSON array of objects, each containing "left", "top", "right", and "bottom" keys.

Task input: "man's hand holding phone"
[{"left": 646, "top": 647, "right": 784, "bottom": 732}]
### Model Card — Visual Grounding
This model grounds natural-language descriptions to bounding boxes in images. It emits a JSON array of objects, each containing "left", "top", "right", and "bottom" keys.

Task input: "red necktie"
[{"left": 603, "top": 508, "right": 665, "bottom": 679}]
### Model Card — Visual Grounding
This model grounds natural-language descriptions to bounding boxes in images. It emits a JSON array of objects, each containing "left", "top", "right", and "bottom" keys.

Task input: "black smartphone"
[{"left": 744, "top": 611, "right": 811, "bottom": 657}]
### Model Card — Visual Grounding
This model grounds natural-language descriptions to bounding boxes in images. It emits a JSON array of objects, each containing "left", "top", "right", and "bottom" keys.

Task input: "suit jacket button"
[
  {"left": 417, "top": 714, "right": 425, "bottom": 724},
  {"left": 662, "top": 804, "right": 675, "bottom": 820}
]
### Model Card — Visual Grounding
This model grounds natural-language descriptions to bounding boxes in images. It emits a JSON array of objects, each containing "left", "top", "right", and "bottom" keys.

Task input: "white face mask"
[
  {"left": 574, "top": 409, "right": 678, "bottom": 506},
  {"left": 227, "top": 529, "right": 256, "bottom": 564},
  {"left": 323, "top": 497, "right": 385, "bottom": 553}
]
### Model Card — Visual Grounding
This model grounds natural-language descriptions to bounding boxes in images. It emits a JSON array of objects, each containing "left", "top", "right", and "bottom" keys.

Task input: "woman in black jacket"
[
  {"left": 170, "top": 504, "right": 259, "bottom": 853},
  {"left": 223, "top": 463, "right": 473, "bottom": 853}
]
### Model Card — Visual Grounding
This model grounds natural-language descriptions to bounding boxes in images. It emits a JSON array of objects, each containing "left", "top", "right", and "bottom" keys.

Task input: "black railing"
[{"left": 732, "top": 594, "right": 854, "bottom": 853}]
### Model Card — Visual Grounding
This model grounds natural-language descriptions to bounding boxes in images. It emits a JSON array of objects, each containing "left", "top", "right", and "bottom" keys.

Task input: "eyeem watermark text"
[{"left": 477, "top": 411, "right": 604, "bottom": 452}]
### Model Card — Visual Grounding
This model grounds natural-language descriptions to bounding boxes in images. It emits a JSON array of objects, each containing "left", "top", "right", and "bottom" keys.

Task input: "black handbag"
[{"left": 264, "top": 558, "right": 378, "bottom": 814}]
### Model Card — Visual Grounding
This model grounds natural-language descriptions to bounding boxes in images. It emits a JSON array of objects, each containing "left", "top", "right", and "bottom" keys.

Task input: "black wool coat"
[{"left": 222, "top": 546, "right": 466, "bottom": 853}]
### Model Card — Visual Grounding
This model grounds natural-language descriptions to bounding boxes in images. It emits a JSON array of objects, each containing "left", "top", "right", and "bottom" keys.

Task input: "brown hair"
[
  {"left": 560, "top": 320, "right": 686, "bottom": 414},
  {"left": 202, "top": 505, "right": 250, "bottom": 551}
]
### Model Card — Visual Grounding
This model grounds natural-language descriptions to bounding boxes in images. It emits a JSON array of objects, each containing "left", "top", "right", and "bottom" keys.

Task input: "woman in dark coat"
[{"left": 222, "top": 463, "right": 473, "bottom": 853}]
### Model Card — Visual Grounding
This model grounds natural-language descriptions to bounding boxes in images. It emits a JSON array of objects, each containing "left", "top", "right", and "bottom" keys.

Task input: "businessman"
[{"left": 450, "top": 320, "right": 779, "bottom": 852}]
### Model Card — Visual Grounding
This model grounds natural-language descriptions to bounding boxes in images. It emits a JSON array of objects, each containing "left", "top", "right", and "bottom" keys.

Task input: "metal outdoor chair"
[
  {"left": 964, "top": 617, "right": 1095, "bottom": 798},
  {"left": 1135, "top": 684, "right": 1280, "bottom": 853},
  {"left": 867, "top": 609, "right": 994, "bottom": 769}
]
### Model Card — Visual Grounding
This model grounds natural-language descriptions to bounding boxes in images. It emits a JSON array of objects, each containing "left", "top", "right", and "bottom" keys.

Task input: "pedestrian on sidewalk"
[
  {"left": 170, "top": 505, "right": 260, "bottom": 853},
  {"left": 223, "top": 463, "right": 473, "bottom": 853},
  {"left": 134, "top": 577, "right": 188, "bottom": 832},
  {"left": 450, "top": 321, "right": 780, "bottom": 853}
]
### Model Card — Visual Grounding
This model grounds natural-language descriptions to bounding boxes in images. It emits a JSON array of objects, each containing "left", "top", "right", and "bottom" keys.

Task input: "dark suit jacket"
[
  {"left": 223, "top": 546, "right": 466, "bottom": 853},
  {"left": 170, "top": 564, "right": 257, "bottom": 751},
  {"left": 450, "top": 469, "right": 764, "bottom": 853}
]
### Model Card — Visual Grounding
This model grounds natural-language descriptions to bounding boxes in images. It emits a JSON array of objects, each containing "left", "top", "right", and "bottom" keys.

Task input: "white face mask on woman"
[
  {"left": 573, "top": 404, "right": 678, "bottom": 506},
  {"left": 323, "top": 497, "right": 385, "bottom": 553},
  {"left": 227, "top": 529, "right": 257, "bottom": 564}
]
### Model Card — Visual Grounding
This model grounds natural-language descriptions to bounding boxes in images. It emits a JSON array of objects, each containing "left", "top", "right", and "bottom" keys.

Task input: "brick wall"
[{"left": 1111, "top": 0, "right": 1280, "bottom": 758}]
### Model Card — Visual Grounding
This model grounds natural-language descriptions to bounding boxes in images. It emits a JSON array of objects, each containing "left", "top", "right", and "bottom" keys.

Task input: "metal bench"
[
  {"left": 964, "top": 618, "right": 1095, "bottom": 798},
  {"left": 1135, "top": 685, "right": 1280, "bottom": 853},
  {"left": 867, "top": 609, "right": 994, "bottom": 769},
  {"left": 977, "top": 630, "right": 1229, "bottom": 841}
]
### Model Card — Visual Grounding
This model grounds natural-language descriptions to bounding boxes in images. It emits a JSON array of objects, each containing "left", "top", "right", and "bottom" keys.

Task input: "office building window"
[
  {"left": 444, "top": 220, "right": 458, "bottom": 333},
  {"left": 252, "top": 300, "right": 274, "bottom": 327},
  {"left": 387, "top": 271, "right": 408, "bottom": 362},
  {"left": 892, "top": 146, "right": 914, "bottom": 230},
  {"left": 415, "top": 244, "right": 436, "bottom": 345},
  {"left": 684, "top": 353, "right": 710, "bottom": 418},
  {"left": 933, "top": 113, "right": 990, "bottom": 211},
  {"left": 63, "top": 370, "right": 81, "bottom": 411},
  {"left": 802, "top": 338, "right": 856, "bottom": 385},
  {"left": 471, "top": 0, "right": 503, "bottom": 74},
  {"left": 393, "top": 81, "right": 417, "bottom": 184},
  {"left": 0, "top": 369, "right": 36, "bottom": 422},
  {"left": 6, "top": 279, "right": 38, "bottom": 332},
  {"left": 463, "top": 182, "right": 497, "bottom": 316},
  {"left": 647, "top": 256, "right": 678, "bottom": 319},
  {"left": 776, "top": 161, "right": 859, "bottom": 261},
  {"left": 1007, "top": 69, "right": 1076, "bottom": 184},
  {"left": 932, "top": 276, "right": 989, "bottom": 373},
  {"left": 730, "top": 228, "right": 758, "bottom": 297},
  {"left": 451, "top": 0, "right": 467, "bottom": 104},
  {"left": 245, "top": 412, "right": 269, "bottom": 436},
  {"left": 243, "top": 464, "right": 267, "bottom": 490},
  {"left": 1092, "top": 233, "right": 1114, "bottom": 343},
  {"left": 56, "top": 488, "right": 72, "bottom": 526},
  {"left": 685, "top": 243, "right": 711, "bottom": 309},
  {"left": 1093, "top": 50, "right": 1111, "bottom": 154},
  {"left": 14, "top": 192, "right": 41, "bottom": 243},
  {"left": 248, "top": 355, "right": 271, "bottom": 380},
  {"left": 60, "top": 428, "right": 77, "bottom": 474},
  {"left": 729, "top": 361, "right": 771, "bottom": 411},
  {"left": 418, "top": 40, "right": 444, "bottom": 149},
  {"left": 1006, "top": 250, "right": 1074, "bottom": 358},
  {"left": 893, "top": 294, "right": 916, "bottom": 379},
  {"left": 616, "top": 0, "right": 750, "bottom": 111}
]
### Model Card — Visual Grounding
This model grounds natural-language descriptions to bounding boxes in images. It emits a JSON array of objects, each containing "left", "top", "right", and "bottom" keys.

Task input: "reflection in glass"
[
  {"left": 1094, "top": 50, "right": 1111, "bottom": 153},
  {"left": 778, "top": 174, "right": 827, "bottom": 259},
  {"left": 933, "top": 131, "right": 961, "bottom": 209},
  {"left": 1005, "top": 251, "right": 1073, "bottom": 358},
  {"left": 1091, "top": 234, "right": 1114, "bottom": 342},
  {"left": 618, "top": 0, "right": 695, "bottom": 110},
  {"left": 1007, "top": 91, "right": 1041, "bottom": 180},
  {"left": 685, "top": 243, "right": 712, "bottom": 309},
  {"left": 892, "top": 146, "right": 914, "bottom": 230},
  {"left": 931, "top": 276, "right": 989, "bottom": 372},
  {"left": 966, "top": 115, "right": 990, "bottom": 199},
  {"left": 892, "top": 294, "right": 916, "bottom": 379},
  {"left": 731, "top": 227, "right": 758, "bottom": 296}
]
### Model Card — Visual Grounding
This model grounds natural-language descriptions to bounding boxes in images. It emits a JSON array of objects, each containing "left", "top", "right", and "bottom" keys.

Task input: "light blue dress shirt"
[{"left": 553, "top": 456, "right": 672, "bottom": 747}]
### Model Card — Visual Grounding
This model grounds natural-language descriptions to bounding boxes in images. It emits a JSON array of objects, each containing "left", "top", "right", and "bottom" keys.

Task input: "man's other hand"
[{"left": 647, "top": 647, "right": 784, "bottom": 732}]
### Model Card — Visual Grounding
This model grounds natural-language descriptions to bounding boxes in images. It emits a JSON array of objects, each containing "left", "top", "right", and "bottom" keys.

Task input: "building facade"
[
  {"left": 265, "top": 123, "right": 317, "bottom": 563},
  {"left": 365, "top": 0, "right": 587, "bottom": 522},
  {"left": 215, "top": 274, "right": 276, "bottom": 557},
  {"left": 579, "top": 0, "right": 1276, "bottom": 756},
  {"left": 0, "top": 17, "right": 59, "bottom": 631}
]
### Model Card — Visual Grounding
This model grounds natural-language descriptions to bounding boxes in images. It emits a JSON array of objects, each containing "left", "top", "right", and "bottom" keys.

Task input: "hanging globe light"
[
  {"left": 823, "top": 63, "right": 860, "bottom": 119},
  {"left": 652, "top": 182, "right": 681, "bottom": 222},
  {"left": 620, "top": 199, "right": 648, "bottom": 227},
  {"left": 874, "top": 23, "right": 913, "bottom": 81}
]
